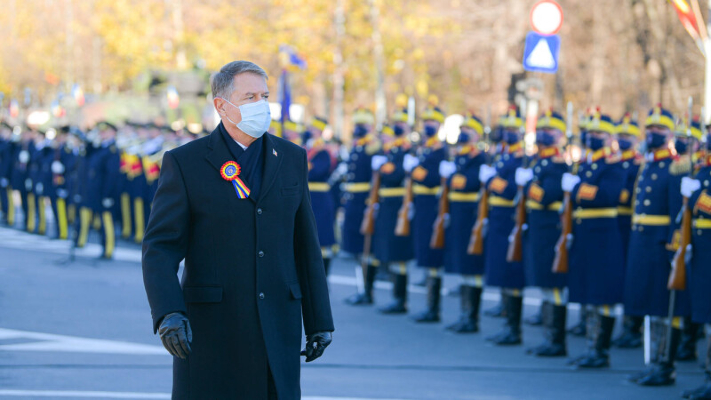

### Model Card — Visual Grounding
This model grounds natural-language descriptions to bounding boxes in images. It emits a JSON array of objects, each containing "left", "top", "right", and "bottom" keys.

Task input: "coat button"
[
  {"left": 258, "top": 251, "right": 264, "bottom": 257},
  {"left": 259, "top": 293, "right": 265, "bottom": 300},
  {"left": 257, "top": 208, "right": 262, "bottom": 215}
]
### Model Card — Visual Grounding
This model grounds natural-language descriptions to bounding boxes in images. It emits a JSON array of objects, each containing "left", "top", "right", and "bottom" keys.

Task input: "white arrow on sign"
[
  {"left": 525, "top": 38, "right": 556, "bottom": 69},
  {"left": 0, "top": 328, "right": 166, "bottom": 355}
]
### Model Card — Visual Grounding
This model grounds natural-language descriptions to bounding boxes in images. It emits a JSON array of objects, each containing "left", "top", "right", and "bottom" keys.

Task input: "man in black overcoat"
[{"left": 142, "top": 60, "right": 334, "bottom": 400}]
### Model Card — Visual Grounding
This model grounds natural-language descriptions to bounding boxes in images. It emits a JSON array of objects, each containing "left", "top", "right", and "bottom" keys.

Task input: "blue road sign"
[{"left": 523, "top": 31, "right": 561, "bottom": 74}]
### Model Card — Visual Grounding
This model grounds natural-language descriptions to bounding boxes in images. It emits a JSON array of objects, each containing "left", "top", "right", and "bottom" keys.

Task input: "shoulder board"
[
  {"left": 365, "top": 141, "right": 381, "bottom": 155},
  {"left": 606, "top": 154, "right": 622, "bottom": 164},
  {"left": 670, "top": 158, "right": 692, "bottom": 175}
]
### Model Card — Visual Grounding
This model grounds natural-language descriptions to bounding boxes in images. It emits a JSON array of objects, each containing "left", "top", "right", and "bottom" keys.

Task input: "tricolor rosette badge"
[{"left": 220, "top": 161, "right": 251, "bottom": 199}]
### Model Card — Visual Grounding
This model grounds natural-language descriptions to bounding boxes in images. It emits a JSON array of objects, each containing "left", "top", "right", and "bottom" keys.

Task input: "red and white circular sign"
[{"left": 530, "top": 0, "right": 563, "bottom": 35}]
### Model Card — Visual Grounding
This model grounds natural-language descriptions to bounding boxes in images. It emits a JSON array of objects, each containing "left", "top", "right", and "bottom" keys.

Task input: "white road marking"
[
  {"left": 0, "top": 328, "right": 166, "bottom": 355},
  {"left": 0, "top": 391, "right": 406, "bottom": 400}
]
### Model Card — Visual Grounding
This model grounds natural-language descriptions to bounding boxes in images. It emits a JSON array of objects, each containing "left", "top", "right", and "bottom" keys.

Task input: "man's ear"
[{"left": 213, "top": 97, "right": 226, "bottom": 115}]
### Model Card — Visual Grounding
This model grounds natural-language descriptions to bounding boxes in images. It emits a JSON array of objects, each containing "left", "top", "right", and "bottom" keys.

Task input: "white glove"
[
  {"left": 515, "top": 168, "right": 533, "bottom": 186},
  {"left": 36, "top": 183, "right": 43, "bottom": 195},
  {"left": 681, "top": 177, "right": 702, "bottom": 198},
  {"left": 371, "top": 155, "right": 388, "bottom": 171},
  {"left": 51, "top": 161, "right": 65, "bottom": 174},
  {"left": 403, "top": 154, "right": 419, "bottom": 173},
  {"left": 439, "top": 161, "right": 456, "bottom": 178},
  {"left": 336, "top": 162, "right": 348, "bottom": 176},
  {"left": 478, "top": 165, "right": 496, "bottom": 183},
  {"left": 102, "top": 198, "right": 114, "bottom": 208},
  {"left": 19, "top": 150, "right": 29, "bottom": 163},
  {"left": 0, "top": 178, "right": 8, "bottom": 187},
  {"left": 561, "top": 173, "right": 581, "bottom": 192}
]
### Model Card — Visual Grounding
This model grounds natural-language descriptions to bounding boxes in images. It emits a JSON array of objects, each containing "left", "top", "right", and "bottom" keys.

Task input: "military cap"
[
  {"left": 615, "top": 113, "right": 640, "bottom": 137},
  {"left": 645, "top": 104, "right": 675, "bottom": 130},
  {"left": 536, "top": 109, "right": 566, "bottom": 132}
]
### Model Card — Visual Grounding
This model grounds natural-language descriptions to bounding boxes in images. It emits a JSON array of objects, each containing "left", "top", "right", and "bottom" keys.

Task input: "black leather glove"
[
  {"left": 300, "top": 331, "right": 332, "bottom": 362},
  {"left": 158, "top": 312, "right": 192, "bottom": 359}
]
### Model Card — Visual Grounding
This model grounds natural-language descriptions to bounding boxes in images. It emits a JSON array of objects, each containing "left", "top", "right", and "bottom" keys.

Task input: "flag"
[
  {"left": 72, "top": 84, "right": 85, "bottom": 107},
  {"left": 669, "top": 0, "right": 702, "bottom": 40},
  {"left": 278, "top": 70, "right": 291, "bottom": 124}
]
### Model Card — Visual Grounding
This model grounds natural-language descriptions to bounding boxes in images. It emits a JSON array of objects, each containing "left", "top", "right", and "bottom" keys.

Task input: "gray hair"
[{"left": 211, "top": 61, "right": 268, "bottom": 99}]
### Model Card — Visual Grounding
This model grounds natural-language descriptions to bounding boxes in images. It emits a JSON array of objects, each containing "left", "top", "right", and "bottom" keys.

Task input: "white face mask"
[{"left": 221, "top": 98, "right": 271, "bottom": 138}]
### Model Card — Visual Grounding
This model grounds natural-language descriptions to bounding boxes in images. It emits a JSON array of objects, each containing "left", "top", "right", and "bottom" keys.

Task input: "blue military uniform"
[
  {"left": 623, "top": 108, "right": 690, "bottom": 318},
  {"left": 0, "top": 125, "right": 16, "bottom": 226},
  {"left": 442, "top": 115, "right": 486, "bottom": 333},
  {"left": 567, "top": 112, "right": 625, "bottom": 369},
  {"left": 48, "top": 131, "right": 77, "bottom": 240},
  {"left": 341, "top": 109, "right": 376, "bottom": 256},
  {"left": 409, "top": 102, "right": 447, "bottom": 323},
  {"left": 75, "top": 123, "right": 121, "bottom": 259},
  {"left": 688, "top": 155, "right": 711, "bottom": 324},
  {"left": 482, "top": 108, "right": 526, "bottom": 345},
  {"left": 13, "top": 137, "right": 38, "bottom": 233},
  {"left": 306, "top": 117, "right": 337, "bottom": 276},
  {"left": 32, "top": 135, "right": 54, "bottom": 236},
  {"left": 610, "top": 115, "right": 645, "bottom": 350}
]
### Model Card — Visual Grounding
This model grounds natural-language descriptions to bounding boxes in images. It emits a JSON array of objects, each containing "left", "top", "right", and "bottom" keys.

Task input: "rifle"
[
  {"left": 506, "top": 174, "right": 526, "bottom": 262},
  {"left": 430, "top": 177, "right": 450, "bottom": 249},
  {"left": 467, "top": 188, "right": 489, "bottom": 255},
  {"left": 358, "top": 171, "right": 381, "bottom": 292},
  {"left": 395, "top": 177, "right": 413, "bottom": 236},
  {"left": 552, "top": 101, "right": 575, "bottom": 274},
  {"left": 668, "top": 103, "right": 697, "bottom": 290}
]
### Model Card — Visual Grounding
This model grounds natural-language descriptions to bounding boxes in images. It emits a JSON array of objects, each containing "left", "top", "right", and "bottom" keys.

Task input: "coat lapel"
[
  {"left": 258, "top": 134, "right": 283, "bottom": 202},
  {"left": 205, "top": 130, "right": 233, "bottom": 173}
]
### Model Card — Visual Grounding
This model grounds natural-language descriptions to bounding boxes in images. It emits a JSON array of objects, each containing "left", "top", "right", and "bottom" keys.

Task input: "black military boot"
[
  {"left": 345, "top": 264, "right": 377, "bottom": 305},
  {"left": 412, "top": 276, "right": 442, "bottom": 323},
  {"left": 568, "top": 309, "right": 597, "bottom": 366},
  {"left": 485, "top": 293, "right": 509, "bottom": 342},
  {"left": 484, "top": 291, "right": 506, "bottom": 318},
  {"left": 612, "top": 315, "right": 643, "bottom": 348},
  {"left": 677, "top": 319, "right": 700, "bottom": 362},
  {"left": 323, "top": 258, "right": 331, "bottom": 277},
  {"left": 577, "top": 315, "right": 614, "bottom": 369},
  {"left": 629, "top": 318, "right": 666, "bottom": 383},
  {"left": 637, "top": 327, "right": 681, "bottom": 386},
  {"left": 446, "top": 285, "right": 481, "bottom": 333},
  {"left": 567, "top": 307, "right": 588, "bottom": 337},
  {"left": 379, "top": 273, "right": 408, "bottom": 314},
  {"left": 534, "top": 304, "right": 567, "bottom": 357},
  {"left": 493, "top": 294, "right": 522, "bottom": 346},
  {"left": 682, "top": 338, "right": 711, "bottom": 399},
  {"left": 524, "top": 301, "right": 546, "bottom": 326},
  {"left": 527, "top": 302, "right": 553, "bottom": 354}
]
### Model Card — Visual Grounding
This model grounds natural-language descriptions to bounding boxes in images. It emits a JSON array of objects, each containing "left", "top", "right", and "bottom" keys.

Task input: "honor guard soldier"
[
  {"left": 669, "top": 118, "right": 704, "bottom": 362},
  {"left": 438, "top": 114, "right": 486, "bottom": 332},
  {"left": 305, "top": 117, "right": 338, "bottom": 277},
  {"left": 372, "top": 108, "right": 415, "bottom": 314},
  {"left": 75, "top": 122, "right": 121, "bottom": 259},
  {"left": 482, "top": 120, "right": 507, "bottom": 319},
  {"left": 268, "top": 120, "right": 282, "bottom": 138},
  {"left": 283, "top": 120, "right": 302, "bottom": 145},
  {"left": 611, "top": 114, "right": 645, "bottom": 349},
  {"left": 625, "top": 106, "right": 691, "bottom": 386},
  {"left": 344, "top": 108, "right": 379, "bottom": 305},
  {"left": 402, "top": 98, "right": 447, "bottom": 322},
  {"left": 33, "top": 130, "right": 54, "bottom": 236},
  {"left": 118, "top": 122, "right": 139, "bottom": 241},
  {"left": 679, "top": 131, "right": 711, "bottom": 399},
  {"left": 516, "top": 110, "right": 569, "bottom": 355},
  {"left": 564, "top": 111, "right": 626, "bottom": 368},
  {"left": 48, "top": 126, "right": 77, "bottom": 240},
  {"left": 478, "top": 107, "right": 525, "bottom": 345},
  {"left": 568, "top": 109, "right": 593, "bottom": 337},
  {"left": 0, "top": 122, "right": 16, "bottom": 226},
  {"left": 19, "top": 128, "right": 39, "bottom": 233}
]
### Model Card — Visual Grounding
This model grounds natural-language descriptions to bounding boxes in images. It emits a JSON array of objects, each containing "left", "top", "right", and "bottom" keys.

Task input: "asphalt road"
[{"left": 0, "top": 225, "right": 706, "bottom": 399}]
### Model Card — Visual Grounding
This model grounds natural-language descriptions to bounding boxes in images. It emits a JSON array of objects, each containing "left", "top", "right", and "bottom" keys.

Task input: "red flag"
[{"left": 670, "top": 0, "right": 702, "bottom": 40}]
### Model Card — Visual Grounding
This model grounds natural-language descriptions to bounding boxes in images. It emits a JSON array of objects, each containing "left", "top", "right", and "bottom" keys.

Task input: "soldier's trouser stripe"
[
  {"left": 92, "top": 214, "right": 101, "bottom": 231},
  {"left": 67, "top": 204, "right": 76, "bottom": 225},
  {"left": 56, "top": 198, "right": 68, "bottom": 240},
  {"left": 462, "top": 274, "right": 484, "bottom": 288},
  {"left": 6, "top": 187, "right": 15, "bottom": 226},
  {"left": 102, "top": 211, "right": 115, "bottom": 258},
  {"left": 389, "top": 262, "right": 408, "bottom": 275},
  {"left": 26, "top": 193, "right": 36, "bottom": 232},
  {"left": 541, "top": 288, "right": 567, "bottom": 305},
  {"left": 77, "top": 207, "right": 92, "bottom": 248},
  {"left": 38, "top": 196, "right": 47, "bottom": 235},
  {"left": 428, "top": 268, "right": 442, "bottom": 277},
  {"left": 599, "top": 305, "right": 612, "bottom": 316},
  {"left": 133, "top": 198, "right": 145, "bottom": 243},
  {"left": 672, "top": 317, "right": 681, "bottom": 329},
  {"left": 504, "top": 288, "right": 522, "bottom": 297},
  {"left": 120, "top": 193, "right": 131, "bottom": 239}
]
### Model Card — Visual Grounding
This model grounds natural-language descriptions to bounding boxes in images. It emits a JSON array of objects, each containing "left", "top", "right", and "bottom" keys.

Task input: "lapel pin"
[{"left": 273, "top": 149, "right": 278, "bottom": 157}]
